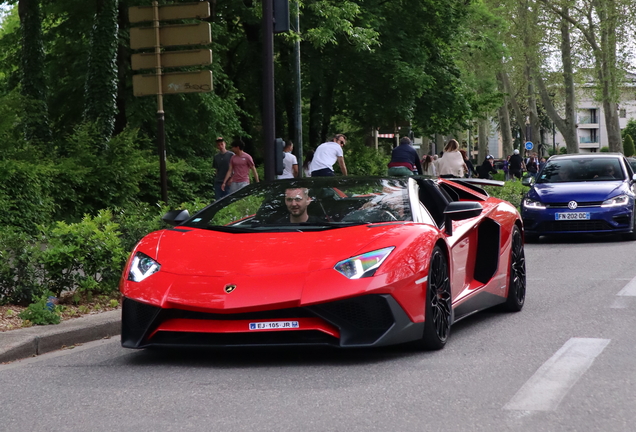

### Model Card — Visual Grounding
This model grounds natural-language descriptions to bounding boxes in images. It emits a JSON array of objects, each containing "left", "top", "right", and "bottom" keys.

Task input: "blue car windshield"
[{"left": 537, "top": 158, "right": 625, "bottom": 184}]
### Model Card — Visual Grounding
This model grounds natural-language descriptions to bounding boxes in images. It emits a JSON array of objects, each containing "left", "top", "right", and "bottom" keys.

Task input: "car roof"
[{"left": 548, "top": 153, "right": 625, "bottom": 160}]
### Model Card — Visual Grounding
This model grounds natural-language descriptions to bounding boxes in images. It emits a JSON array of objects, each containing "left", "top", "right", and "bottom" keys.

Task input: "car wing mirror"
[
  {"left": 521, "top": 176, "right": 535, "bottom": 187},
  {"left": 162, "top": 209, "right": 190, "bottom": 226},
  {"left": 443, "top": 202, "right": 483, "bottom": 236}
]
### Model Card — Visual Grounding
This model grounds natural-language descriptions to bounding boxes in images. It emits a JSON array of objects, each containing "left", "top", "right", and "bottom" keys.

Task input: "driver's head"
[
  {"left": 284, "top": 188, "right": 311, "bottom": 218},
  {"left": 603, "top": 164, "right": 615, "bottom": 176},
  {"left": 559, "top": 164, "right": 574, "bottom": 180}
]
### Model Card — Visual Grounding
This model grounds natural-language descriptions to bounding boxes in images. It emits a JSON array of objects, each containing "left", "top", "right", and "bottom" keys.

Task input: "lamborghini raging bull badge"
[{"left": 224, "top": 284, "right": 237, "bottom": 294}]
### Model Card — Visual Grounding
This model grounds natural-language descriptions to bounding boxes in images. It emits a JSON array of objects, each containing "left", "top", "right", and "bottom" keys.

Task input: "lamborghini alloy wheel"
[
  {"left": 420, "top": 246, "right": 452, "bottom": 350},
  {"left": 503, "top": 225, "right": 526, "bottom": 312}
]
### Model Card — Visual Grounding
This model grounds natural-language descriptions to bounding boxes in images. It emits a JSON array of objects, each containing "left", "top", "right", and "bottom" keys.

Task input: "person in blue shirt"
[{"left": 387, "top": 137, "right": 423, "bottom": 176}]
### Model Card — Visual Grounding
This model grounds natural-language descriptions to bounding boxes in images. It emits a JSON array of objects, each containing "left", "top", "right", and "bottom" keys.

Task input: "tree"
[
  {"left": 539, "top": 0, "right": 632, "bottom": 152},
  {"left": 83, "top": 0, "right": 118, "bottom": 143},
  {"left": 18, "top": 0, "right": 51, "bottom": 144}
]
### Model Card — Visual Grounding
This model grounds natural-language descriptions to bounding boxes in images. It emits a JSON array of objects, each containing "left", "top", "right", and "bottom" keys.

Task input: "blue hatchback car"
[{"left": 521, "top": 153, "right": 636, "bottom": 241}]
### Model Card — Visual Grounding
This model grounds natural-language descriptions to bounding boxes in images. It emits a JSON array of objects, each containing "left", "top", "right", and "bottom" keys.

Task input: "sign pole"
[
  {"left": 262, "top": 0, "right": 275, "bottom": 181},
  {"left": 153, "top": 1, "right": 168, "bottom": 203}
]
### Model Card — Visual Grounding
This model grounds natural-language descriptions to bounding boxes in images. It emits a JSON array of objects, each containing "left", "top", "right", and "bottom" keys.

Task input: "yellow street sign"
[
  {"left": 129, "top": 2, "right": 210, "bottom": 23},
  {"left": 130, "top": 22, "right": 211, "bottom": 50},
  {"left": 131, "top": 49, "right": 212, "bottom": 70},
  {"left": 133, "top": 70, "right": 213, "bottom": 97}
]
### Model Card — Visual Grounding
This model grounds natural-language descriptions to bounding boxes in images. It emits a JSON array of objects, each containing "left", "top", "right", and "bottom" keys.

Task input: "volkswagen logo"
[
  {"left": 568, "top": 201, "right": 578, "bottom": 210},
  {"left": 224, "top": 284, "right": 237, "bottom": 293}
]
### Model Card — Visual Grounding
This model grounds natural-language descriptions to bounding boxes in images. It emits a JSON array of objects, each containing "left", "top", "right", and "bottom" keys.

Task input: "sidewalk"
[{"left": 0, "top": 310, "right": 121, "bottom": 363}]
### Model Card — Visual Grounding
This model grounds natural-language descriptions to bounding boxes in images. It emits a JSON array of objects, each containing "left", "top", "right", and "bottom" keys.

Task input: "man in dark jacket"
[
  {"left": 508, "top": 149, "right": 525, "bottom": 180},
  {"left": 477, "top": 155, "right": 498, "bottom": 179},
  {"left": 387, "top": 137, "right": 423, "bottom": 176}
]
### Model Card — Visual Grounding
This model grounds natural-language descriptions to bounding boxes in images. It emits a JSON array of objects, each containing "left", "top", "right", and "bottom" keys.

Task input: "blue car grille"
[
  {"left": 537, "top": 220, "right": 613, "bottom": 232},
  {"left": 545, "top": 201, "right": 604, "bottom": 208}
]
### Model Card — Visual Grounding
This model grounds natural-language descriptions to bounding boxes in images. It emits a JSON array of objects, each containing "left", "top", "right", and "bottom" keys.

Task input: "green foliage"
[
  {"left": 484, "top": 180, "right": 527, "bottom": 211},
  {"left": 0, "top": 159, "right": 56, "bottom": 234},
  {"left": 18, "top": 294, "right": 61, "bottom": 325},
  {"left": 560, "top": 147, "right": 569, "bottom": 154},
  {"left": 40, "top": 210, "right": 127, "bottom": 297},
  {"left": 0, "top": 227, "right": 45, "bottom": 305},
  {"left": 623, "top": 119, "right": 636, "bottom": 145},
  {"left": 53, "top": 124, "right": 156, "bottom": 220},
  {"left": 623, "top": 134, "right": 634, "bottom": 157},
  {"left": 343, "top": 140, "right": 390, "bottom": 176},
  {"left": 600, "top": 146, "right": 610, "bottom": 152}
]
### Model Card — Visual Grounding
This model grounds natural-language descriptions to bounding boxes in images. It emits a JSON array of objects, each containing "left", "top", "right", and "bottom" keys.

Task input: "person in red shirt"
[{"left": 221, "top": 140, "right": 259, "bottom": 194}]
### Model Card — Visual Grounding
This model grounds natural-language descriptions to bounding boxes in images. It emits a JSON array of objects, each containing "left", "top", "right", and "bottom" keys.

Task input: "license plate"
[
  {"left": 249, "top": 321, "right": 299, "bottom": 330},
  {"left": 555, "top": 212, "right": 590, "bottom": 221}
]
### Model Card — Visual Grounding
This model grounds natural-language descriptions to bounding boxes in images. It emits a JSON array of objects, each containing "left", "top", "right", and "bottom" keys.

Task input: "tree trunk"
[
  {"left": 18, "top": 0, "right": 52, "bottom": 144},
  {"left": 84, "top": 0, "right": 119, "bottom": 144},
  {"left": 478, "top": 118, "right": 488, "bottom": 164},
  {"left": 501, "top": 71, "right": 526, "bottom": 145},
  {"left": 534, "top": 7, "right": 578, "bottom": 153},
  {"left": 497, "top": 73, "right": 514, "bottom": 157}
]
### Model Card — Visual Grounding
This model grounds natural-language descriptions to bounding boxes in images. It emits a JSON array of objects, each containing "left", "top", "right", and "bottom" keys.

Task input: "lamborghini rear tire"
[
  {"left": 419, "top": 246, "right": 452, "bottom": 350},
  {"left": 503, "top": 225, "right": 526, "bottom": 312}
]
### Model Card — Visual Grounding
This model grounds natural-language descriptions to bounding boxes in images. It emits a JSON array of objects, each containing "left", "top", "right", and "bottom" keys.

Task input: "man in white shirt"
[
  {"left": 311, "top": 134, "right": 348, "bottom": 177},
  {"left": 277, "top": 141, "right": 298, "bottom": 179}
]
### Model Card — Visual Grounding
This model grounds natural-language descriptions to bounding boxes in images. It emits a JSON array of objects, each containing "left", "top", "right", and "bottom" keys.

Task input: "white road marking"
[
  {"left": 504, "top": 338, "right": 610, "bottom": 411},
  {"left": 616, "top": 275, "right": 636, "bottom": 296},
  {"left": 610, "top": 297, "right": 630, "bottom": 309},
  {"left": 415, "top": 276, "right": 428, "bottom": 285}
]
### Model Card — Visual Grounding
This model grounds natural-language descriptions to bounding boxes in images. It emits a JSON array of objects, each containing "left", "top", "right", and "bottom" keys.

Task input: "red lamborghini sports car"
[{"left": 120, "top": 176, "right": 526, "bottom": 350}]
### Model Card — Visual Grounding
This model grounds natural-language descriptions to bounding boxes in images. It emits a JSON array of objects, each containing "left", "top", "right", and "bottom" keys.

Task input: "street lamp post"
[{"left": 552, "top": 121, "right": 556, "bottom": 156}]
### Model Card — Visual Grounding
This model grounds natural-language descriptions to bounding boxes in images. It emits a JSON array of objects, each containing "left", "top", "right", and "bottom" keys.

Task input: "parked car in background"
[{"left": 521, "top": 153, "right": 636, "bottom": 241}]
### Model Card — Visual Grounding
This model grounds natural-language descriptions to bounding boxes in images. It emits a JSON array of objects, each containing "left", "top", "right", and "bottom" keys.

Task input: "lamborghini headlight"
[
  {"left": 523, "top": 198, "right": 546, "bottom": 209},
  {"left": 128, "top": 252, "right": 161, "bottom": 282},
  {"left": 601, "top": 194, "right": 629, "bottom": 207},
  {"left": 334, "top": 247, "right": 395, "bottom": 279}
]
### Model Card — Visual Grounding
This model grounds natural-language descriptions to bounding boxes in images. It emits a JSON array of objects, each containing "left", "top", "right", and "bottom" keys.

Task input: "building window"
[{"left": 619, "top": 108, "right": 626, "bottom": 118}]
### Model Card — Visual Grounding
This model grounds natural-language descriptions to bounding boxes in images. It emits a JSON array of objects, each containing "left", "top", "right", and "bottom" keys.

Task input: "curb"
[{"left": 0, "top": 309, "right": 121, "bottom": 363}]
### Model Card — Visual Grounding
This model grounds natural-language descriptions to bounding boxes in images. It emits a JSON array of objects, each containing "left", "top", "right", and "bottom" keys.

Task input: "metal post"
[
  {"left": 293, "top": 0, "right": 302, "bottom": 177},
  {"left": 153, "top": 1, "right": 168, "bottom": 203},
  {"left": 262, "top": 0, "right": 275, "bottom": 181}
]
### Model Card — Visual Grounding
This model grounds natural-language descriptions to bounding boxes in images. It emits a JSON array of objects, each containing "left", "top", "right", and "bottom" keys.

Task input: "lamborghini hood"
[{"left": 153, "top": 225, "right": 402, "bottom": 277}]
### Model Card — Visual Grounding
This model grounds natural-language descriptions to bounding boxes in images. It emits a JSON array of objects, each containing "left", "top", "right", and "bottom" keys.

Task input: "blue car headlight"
[
  {"left": 523, "top": 198, "right": 546, "bottom": 209},
  {"left": 601, "top": 194, "right": 629, "bottom": 207},
  {"left": 334, "top": 247, "right": 395, "bottom": 279},
  {"left": 128, "top": 252, "right": 161, "bottom": 282}
]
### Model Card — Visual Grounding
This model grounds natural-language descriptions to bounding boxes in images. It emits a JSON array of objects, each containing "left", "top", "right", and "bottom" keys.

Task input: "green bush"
[
  {"left": 344, "top": 140, "right": 390, "bottom": 176},
  {"left": 623, "top": 134, "right": 635, "bottom": 157},
  {"left": 18, "top": 294, "right": 61, "bottom": 325},
  {"left": 559, "top": 147, "right": 568, "bottom": 154},
  {"left": 484, "top": 180, "right": 527, "bottom": 210},
  {"left": 0, "top": 227, "right": 45, "bottom": 305},
  {"left": 0, "top": 160, "right": 57, "bottom": 234},
  {"left": 52, "top": 124, "right": 157, "bottom": 221},
  {"left": 40, "top": 210, "right": 128, "bottom": 297},
  {"left": 600, "top": 146, "right": 610, "bottom": 152}
]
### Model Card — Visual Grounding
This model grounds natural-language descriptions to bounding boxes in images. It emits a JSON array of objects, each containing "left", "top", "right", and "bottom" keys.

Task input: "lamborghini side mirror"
[{"left": 162, "top": 209, "right": 190, "bottom": 226}]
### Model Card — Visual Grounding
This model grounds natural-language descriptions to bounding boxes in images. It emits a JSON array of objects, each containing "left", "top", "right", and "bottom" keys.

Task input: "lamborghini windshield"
[
  {"left": 182, "top": 178, "right": 413, "bottom": 231},
  {"left": 536, "top": 157, "right": 626, "bottom": 184}
]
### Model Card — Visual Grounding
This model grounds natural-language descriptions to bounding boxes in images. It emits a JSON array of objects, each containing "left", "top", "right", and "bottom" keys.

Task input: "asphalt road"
[{"left": 1, "top": 235, "right": 636, "bottom": 432}]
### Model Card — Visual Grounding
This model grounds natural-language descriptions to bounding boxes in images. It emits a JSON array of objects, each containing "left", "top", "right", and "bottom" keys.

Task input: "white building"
[{"left": 552, "top": 71, "right": 636, "bottom": 153}]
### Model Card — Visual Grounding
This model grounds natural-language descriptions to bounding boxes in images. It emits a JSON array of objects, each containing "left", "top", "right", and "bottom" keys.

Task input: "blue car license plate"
[{"left": 555, "top": 212, "right": 590, "bottom": 221}]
